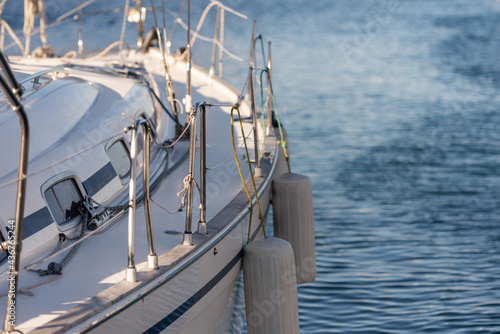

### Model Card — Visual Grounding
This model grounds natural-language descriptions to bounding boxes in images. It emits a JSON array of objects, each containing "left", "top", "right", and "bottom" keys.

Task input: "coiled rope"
[{"left": 0, "top": 211, "right": 89, "bottom": 297}]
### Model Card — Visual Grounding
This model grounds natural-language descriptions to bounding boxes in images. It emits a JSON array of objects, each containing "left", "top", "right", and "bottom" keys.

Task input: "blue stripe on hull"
[
  {"left": 82, "top": 161, "right": 117, "bottom": 197},
  {"left": 143, "top": 249, "right": 244, "bottom": 334}
]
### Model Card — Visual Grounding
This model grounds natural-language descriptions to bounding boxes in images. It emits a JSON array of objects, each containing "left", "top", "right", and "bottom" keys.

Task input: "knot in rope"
[
  {"left": 189, "top": 104, "right": 197, "bottom": 118},
  {"left": 176, "top": 174, "right": 191, "bottom": 211},
  {"left": 38, "top": 262, "right": 62, "bottom": 276}
]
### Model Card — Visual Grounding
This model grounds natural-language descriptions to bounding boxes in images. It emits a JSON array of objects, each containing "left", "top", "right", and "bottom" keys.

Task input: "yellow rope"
[
  {"left": 281, "top": 140, "right": 291, "bottom": 173},
  {"left": 260, "top": 68, "right": 291, "bottom": 173},
  {"left": 231, "top": 104, "right": 267, "bottom": 243}
]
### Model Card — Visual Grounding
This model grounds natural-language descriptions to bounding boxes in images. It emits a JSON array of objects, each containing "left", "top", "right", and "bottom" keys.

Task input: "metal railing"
[
  {"left": 0, "top": 2, "right": 278, "bottom": 330},
  {"left": 0, "top": 50, "right": 29, "bottom": 333},
  {"left": 124, "top": 101, "right": 209, "bottom": 276},
  {"left": 182, "top": 102, "right": 209, "bottom": 245},
  {"left": 126, "top": 119, "right": 158, "bottom": 283}
]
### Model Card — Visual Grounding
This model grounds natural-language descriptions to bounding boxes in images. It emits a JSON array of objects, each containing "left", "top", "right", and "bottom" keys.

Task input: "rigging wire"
[
  {"left": 0, "top": 129, "right": 126, "bottom": 191},
  {"left": 150, "top": 0, "right": 180, "bottom": 120},
  {"left": 119, "top": 0, "right": 130, "bottom": 63}
]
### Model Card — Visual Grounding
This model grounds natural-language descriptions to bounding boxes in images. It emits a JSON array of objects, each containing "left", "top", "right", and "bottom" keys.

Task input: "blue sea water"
[
  {"left": 240, "top": 0, "right": 500, "bottom": 333},
  {"left": 250, "top": 1, "right": 500, "bottom": 333},
  {"left": 3, "top": 0, "right": 500, "bottom": 332}
]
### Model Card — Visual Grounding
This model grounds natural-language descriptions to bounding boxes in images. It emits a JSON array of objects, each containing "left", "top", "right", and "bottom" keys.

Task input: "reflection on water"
[{"left": 248, "top": 0, "right": 500, "bottom": 333}]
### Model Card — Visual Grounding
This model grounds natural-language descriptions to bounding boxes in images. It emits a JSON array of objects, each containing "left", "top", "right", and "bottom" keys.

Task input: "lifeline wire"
[
  {"left": 150, "top": 111, "right": 193, "bottom": 149},
  {"left": 0, "top": 130, "right": 126, "bottom": 190},
  {"left": 206, "top": 123, "right": 255, "bottom": 170}
]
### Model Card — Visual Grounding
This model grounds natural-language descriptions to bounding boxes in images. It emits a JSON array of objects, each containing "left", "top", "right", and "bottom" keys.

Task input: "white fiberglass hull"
[
  {"left": 34, "top": 140, "right": 278, "bottom": 334},
  {"left": 0, "top": 1, "right": 296, "bottom": 331}
]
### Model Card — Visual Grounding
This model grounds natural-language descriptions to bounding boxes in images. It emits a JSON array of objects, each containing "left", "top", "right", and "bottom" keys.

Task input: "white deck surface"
[{"left": 0, "top": 51, "right": 265, "bottom": 333}]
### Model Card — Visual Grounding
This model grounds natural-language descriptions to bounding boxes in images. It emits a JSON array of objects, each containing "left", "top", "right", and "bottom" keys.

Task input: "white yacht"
[{"left": 0, "top": 1, "right": 308, "bottom": 333}]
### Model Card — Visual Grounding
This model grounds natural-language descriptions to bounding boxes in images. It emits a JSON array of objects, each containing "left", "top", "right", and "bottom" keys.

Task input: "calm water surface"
[
  {"left": 4, "top": 0, "right": 500, "bottom": 332},
  {"left": 247, "top": 0, "right": 500, "bottom": 333}
]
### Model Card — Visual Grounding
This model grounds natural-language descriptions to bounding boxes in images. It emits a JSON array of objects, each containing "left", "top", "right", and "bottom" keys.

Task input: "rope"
[
  {"left": 150, "top": 102, "right": 196, "bottom": 150},
  {"left": 0, "top": 275, "right": 63, "bottom": 298},
  {"left": 119, "top": 0, "right": 130, "bottom": 62},
  {"left": 0, "top": 0, "right": 7, "bottom": 16},
  {"left": 62, "top": 50, "right": 78, "bottom": 59},
  {"left": 0, "top": 130, "right": 126, "bottom": 191},
  {"left": 0, "top": 118, "right": 171, "bottom": 287},
  {"left": 23, "top": 0, "right": 47, "bottom": 57},
  {"left": 0, "top": 19, "right": 25, "bottom": 54},
  {"left": 28, "top": 212, "right": 88, "bottom": 276},
  {"left": 176, "top": 1, "right": 246, "bottom": 62},
  {"left": 51, "top": 0, "right": 98, "bottom": 25},
  {"left": 150, "top": 197, "right": 182, "bottom": 215},
  {"left": 262, "top": 68, "right": 291, "bottom": 173},
  {"left": 1, "top": 205, "right": 126, "bottom": 284},
  {"left": 176, "top": 174, "right": 191, "bottom": 211},
  {"left": 3, "top": 0, "right": 98, "bottom": 52},
  {"left": 206, "top": 123, "right": 254, "bottom": 170},
  {"left": 60, "top": 40, "right": 131, "bottom": 62},
  {"left": 230, "top": 103, "right": 266, "bottom": 243},
  {"left": 150, "top": 0, "right": 180, "bottom": 121},
  {"left": 146, "top": 80, "right": 178, "bottom": 123},
  {"left": 150, "top": 116, "right": 191, "bottom": 149},
  {"left": 2, "top": 207, "right": 94, "bottom": 295}
]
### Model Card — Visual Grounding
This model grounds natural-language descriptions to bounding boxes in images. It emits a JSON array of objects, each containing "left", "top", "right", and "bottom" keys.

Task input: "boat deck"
[{"left": 0, "top": 52, "right": 279, "bottom": 333}]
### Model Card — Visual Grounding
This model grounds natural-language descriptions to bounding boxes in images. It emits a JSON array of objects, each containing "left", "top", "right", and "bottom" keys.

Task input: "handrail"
[
  {"left": 0, "top": 50, "right": 21, "bottom": 98},
  {"left": 0, "top": 50, "right": 29, "bottom": 333},
  {"left": 249, "top": 67, "right": 261, "bottom": 177},
  {"left": 125, "top": 119, "right": 158, "bottom": 283},
  {"left": 248, "top": 22, "right": 261, "bottom": 177},
  {"left": 182, "top": 103, "right": 197, "bottom": 246},
  {"left": 142, "top": 120, "right": 158, "bottom": 270},
  {"left": 266, "top": 41, "right": 273, "bottom": 134},
  {"left": 197, "top": 103, "right": 207, "bottom": 234},
  {"left": 182, "top": 101, "right": 210, "bottom": 241}
]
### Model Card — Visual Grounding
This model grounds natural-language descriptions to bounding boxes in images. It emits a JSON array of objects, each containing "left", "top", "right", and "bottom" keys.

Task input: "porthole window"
[
  {"left": 106, "top": 139, "right": 131, "bottom": 182},
  {"left": 43, "top": 178, "right": 83, "bottom": 229}
]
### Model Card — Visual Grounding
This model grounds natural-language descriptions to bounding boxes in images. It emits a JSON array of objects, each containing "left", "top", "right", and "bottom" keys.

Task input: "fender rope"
[
  {"left": 230, "top": 103, "right": 266, "bottom": 243},
  {"left": 260, "top": 68, "right": 291, "bottom": 173}
]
